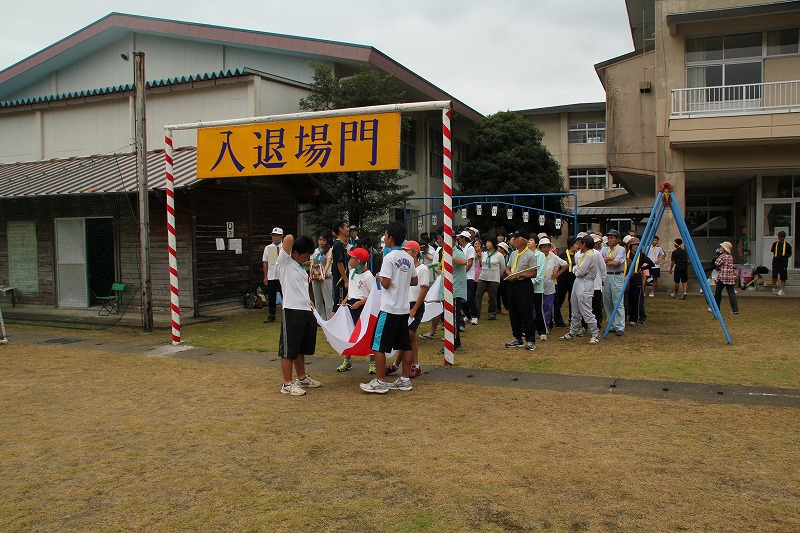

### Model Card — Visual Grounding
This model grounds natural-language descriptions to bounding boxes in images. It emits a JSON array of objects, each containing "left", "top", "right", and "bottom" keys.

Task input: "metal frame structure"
[
  {"left": 164, "top": 101, "right": 460, "bottom": 360},
  {"left": 605, "top": 182, "right": 732, "bottom": 344}
]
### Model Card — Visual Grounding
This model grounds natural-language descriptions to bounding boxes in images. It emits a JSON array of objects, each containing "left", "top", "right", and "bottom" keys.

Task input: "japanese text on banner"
[{"left": 196, "top": 113, "right": 401, "bottom": 178}]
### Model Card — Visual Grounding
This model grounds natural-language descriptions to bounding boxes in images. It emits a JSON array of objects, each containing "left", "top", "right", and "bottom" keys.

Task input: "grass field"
[
  {"left": 1, "top": 344, "right": 799, "bottom": 531},
  {"left": 2, "top": 292, "right": 799, "bottom": 531}
]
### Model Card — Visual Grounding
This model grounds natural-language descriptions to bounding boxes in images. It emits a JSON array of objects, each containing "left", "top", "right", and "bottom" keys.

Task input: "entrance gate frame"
[{"left": 164, "top": 101, "right": 462, "bottom": 359}]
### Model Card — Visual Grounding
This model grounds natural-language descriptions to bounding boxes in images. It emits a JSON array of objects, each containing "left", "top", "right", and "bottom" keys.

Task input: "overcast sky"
[{"left": 0, "top": 0, "right": 635, "bottom": 115}]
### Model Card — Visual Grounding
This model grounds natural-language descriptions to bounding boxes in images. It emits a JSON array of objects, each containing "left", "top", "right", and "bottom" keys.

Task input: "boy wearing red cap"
[{"left": 336, "top": 247, "right": 376, "bottom": 373}]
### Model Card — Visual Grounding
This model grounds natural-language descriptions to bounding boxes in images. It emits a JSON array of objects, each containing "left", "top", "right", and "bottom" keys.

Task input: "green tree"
[
  {"left": 299, "top": 63, "right": 414, "bottom": 237},
  {"left": 458, "top": 111, "right": 566, "bottom": 235}
]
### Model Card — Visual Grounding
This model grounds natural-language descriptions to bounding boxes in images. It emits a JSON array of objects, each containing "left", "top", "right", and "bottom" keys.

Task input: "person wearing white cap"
[
  {"left": 539, "top": 237, "right": 568, "bottom": 332},
  {"left": 262, "top": 227, "right": 284, "bottom": 322},
  {"left": 712, "top": 241, "right": 739, "bottom": 314},
  {"left": 457, "top": 230, "right": 477, "bottom": 324}
]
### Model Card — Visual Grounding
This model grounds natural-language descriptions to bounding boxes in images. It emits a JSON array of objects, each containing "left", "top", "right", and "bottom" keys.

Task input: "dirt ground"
[{"left": 2, "top": 343, "right": 799, "bottom": 532}]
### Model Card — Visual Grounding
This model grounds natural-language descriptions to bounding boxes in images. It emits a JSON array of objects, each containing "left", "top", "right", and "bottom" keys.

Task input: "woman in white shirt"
[
  {"left": 474, "top": 236, "right": 505, "bottom": 320},
  {"left": 310, "top": 234, "right": 334, "bottom": 320}
]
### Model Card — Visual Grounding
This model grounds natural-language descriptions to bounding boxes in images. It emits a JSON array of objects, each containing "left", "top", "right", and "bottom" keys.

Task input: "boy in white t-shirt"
[
  {"left": 386, "top": 240, "right": 430, "bottom": 379},
  {"left": 335, "top": 247, "right": 377, "bottom": 374},
  {"left": 276, "top": 234, "right": 321, "bottom": 396},
  {"left": 646, "top": 235, "right": 666, "bottom": 297},
  {"left": 360, "top": 222, "right": 418, "bottom": 394}
]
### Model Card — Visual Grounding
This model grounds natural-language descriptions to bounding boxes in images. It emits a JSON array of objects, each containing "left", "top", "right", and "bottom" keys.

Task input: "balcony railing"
[{"left": 671, "top": 80, "right": 800, "bottom": 117}]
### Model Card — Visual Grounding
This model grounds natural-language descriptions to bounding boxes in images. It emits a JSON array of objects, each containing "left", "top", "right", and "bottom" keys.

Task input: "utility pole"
[{"left": 134, "top": 51, "right": 153, "bottom": 332}]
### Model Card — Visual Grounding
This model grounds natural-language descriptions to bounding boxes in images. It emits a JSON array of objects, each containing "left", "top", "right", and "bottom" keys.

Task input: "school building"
[
  {"left": 594, "top": 0, "right": 800, "bottom": 269},
  {"left": 0, "top": 13, "right": 482, "bottom": 315}
]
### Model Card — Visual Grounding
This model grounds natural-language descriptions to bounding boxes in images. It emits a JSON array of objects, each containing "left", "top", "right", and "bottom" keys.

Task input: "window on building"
[
  {"left": 568, "top": 168, "right": 607, "bottom": 190},
  {"left": 686, "top": 32, "right": 763, "bottom": 100},
  {"left": 568, "top": 122, "right": 605, "bottom": 144},
  {"left": 400, "top": 119, "right": 416, "bottom": 171},
  {"left": 610, "top": 176, "right": 624, "bottom": 189},
  {"left": 429, "top": 128, "right": 443, "bottom": 179},
  {"left": 767, "top": 28, "right": 800, "bottom": 56},
  {"left": 453, "top": 139, "right": 470, "bottom": 180}
]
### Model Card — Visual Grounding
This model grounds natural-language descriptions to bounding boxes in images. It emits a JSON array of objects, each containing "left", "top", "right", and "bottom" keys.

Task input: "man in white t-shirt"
[
  {"left": 646, "top": 235, "right": 666, "bottom": 297},
  {"left": 275, "top": 234, "right": 320, "bottom": 396},
  {"left": 262, "top": 227, "right": 284, "bottom": 323},
  {"left": 361, "top": 222, "right": 418, "bottom": 394}
]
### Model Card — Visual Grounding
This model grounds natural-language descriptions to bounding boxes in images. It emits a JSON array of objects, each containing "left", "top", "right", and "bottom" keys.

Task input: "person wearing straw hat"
[{"left": 712, "top": 241, "right": 739, "bottom": 314}]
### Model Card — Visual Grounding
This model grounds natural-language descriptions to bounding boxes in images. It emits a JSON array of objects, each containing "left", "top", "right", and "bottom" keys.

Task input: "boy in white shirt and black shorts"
[
  {"left": 360, "top": 221, "right": 418, "bottom": 394},
  {"left": 276, "top": 234, "right": 321, "bottom": 396}
]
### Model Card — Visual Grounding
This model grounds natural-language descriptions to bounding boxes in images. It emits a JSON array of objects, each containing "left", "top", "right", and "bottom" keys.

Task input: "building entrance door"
[
  {"left": 55, "top": 217, "right": 115, "bottom": 308},
  {"left": 761, "top": 202, "right": 794, "bottom": 269},
  {"left": 55, "top": 218, "right": 88, "bottom": 308}
]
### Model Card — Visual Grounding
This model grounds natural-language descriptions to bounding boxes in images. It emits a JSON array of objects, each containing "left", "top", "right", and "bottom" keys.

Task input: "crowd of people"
[{"left": 262, "top": 220, "right": 789, "bottom": 397}]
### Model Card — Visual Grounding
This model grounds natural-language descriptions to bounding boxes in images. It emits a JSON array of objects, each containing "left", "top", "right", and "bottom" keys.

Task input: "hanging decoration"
[
  {"left": 539, "top": 214, "right": 546, "bottom": 226},
  {"left": 491, "top": 205, "right": 498, "bottom": 217},
  {"left": 432, "top": 214, "right": 438, "bottom": 226},
  {"left": 476, "top": 204, "right": 482, "bottom": 215},
  {"left": 522, "top": 211, "right": 529, "bottom": 223},
  {"left": 507, "top": 208, "right": 514, "bottom": 220},
  {"left": 555, "top": 218, "right": 562, "bottom": 230},
  {"left": 460, "top": 208, "right": 467, "bottom": 219}
]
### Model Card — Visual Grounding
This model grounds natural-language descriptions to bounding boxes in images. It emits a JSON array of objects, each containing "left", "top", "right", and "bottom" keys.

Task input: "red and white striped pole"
[
  {"left": 165, "top": 132, "right": 181, "bottom": 344},
  {"left": 442, "top": 106, "right": 455, "bottom": 365}
]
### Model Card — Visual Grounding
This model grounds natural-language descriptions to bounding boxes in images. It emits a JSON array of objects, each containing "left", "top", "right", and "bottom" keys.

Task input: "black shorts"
[
  {"left": 346, "top": 298, "right": 364, "bottom": 324},
  {"left": 650, "top": 268, "right": 661, "bottom": 279},
  {"left": 408, "top": 301, "right": 426, "bottom": 332},
  {"left": 279, "top": 309, "right": 317, "bottom": 360},
  {"left": 673, "top": 267, "right": 688, "bottom": 283},
  {"left": 772, "top": 262, "right": 788, "bottom": 281},
  {"left": 372, "top": 311, "right": 412, "bottom": 353}
]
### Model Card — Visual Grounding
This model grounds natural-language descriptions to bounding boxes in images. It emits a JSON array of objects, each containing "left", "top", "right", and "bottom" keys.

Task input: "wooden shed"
[{"left": 0, "top": 147, "right": 333, "bottom": 315}]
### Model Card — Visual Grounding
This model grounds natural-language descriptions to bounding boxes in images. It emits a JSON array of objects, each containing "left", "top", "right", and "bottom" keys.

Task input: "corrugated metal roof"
[
  {"left": 0, "top": 148, "right": 199, "bottom": 197},
  {"left": 577, "top": 206, "right": 652, "bottom": 216},
  {"left": 0, "top": 69, "right": 248, "bottom": 108}
]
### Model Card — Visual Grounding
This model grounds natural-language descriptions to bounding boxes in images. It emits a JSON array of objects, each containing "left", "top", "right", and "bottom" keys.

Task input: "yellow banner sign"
[{"left": 196, "top": 112, "right": 401, "bottom": 178}]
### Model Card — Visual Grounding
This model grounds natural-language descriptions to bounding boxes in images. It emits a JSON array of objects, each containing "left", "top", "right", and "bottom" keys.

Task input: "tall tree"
[
  {"left": 299, "top": 63, "right": 414, "bottom": 236},
  {"left": 458, "top": 111, "right": 566, "bottom": 235}
]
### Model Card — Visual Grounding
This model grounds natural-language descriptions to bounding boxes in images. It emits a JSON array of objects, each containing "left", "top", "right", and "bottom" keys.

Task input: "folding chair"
[{"left": 96, "top": 282, "right": 125, "bottom": 316}]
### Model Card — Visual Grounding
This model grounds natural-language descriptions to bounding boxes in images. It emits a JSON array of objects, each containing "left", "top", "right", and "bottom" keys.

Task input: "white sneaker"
[
  {"left": 281, "top": 381, "right": 306, "bottom": 396},
  {"left": 387, "top": 378, "right": 413, "bottom": 391},
  {"left": 648, "top": 293, "right": 654, "bottom": 297},
  {"left": 539, "top": 334, "right": 547, "bottom": 341},
  {"left": 297, "top": 375, "right": 321, "bottom": 388},
  {"left": 777, "top": 290, "right": 786, "bottom": 296},
  {"left": 360, "top": 378, "right": 389, "bottom": 394},
  {"left": 470, "top": 317, "right": 478, "bottom": 325},
  {"left": 773, "top": 287, "right": 779, "bottom": 294},
  {"left": 669, "top": 292, "right": 676, "bottom": 298},
  {"left": 589, "top": 336, "right": 600, "bottom": 344}
]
